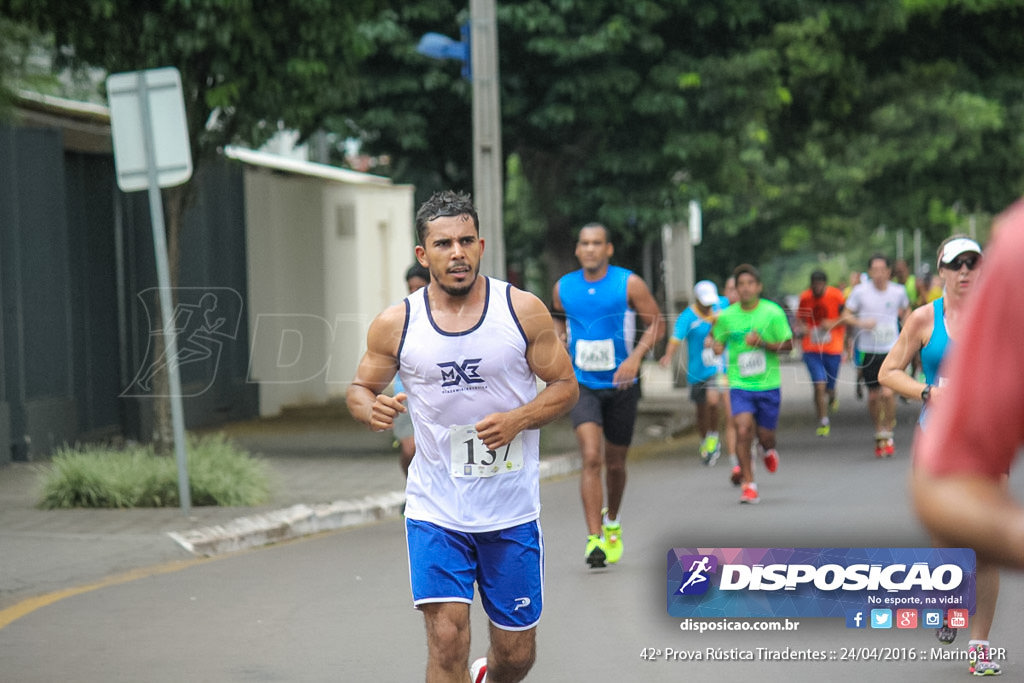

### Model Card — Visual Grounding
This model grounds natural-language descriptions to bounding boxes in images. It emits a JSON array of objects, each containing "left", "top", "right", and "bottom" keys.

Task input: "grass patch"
[{"left": 38, "top": 433, "right": 271, "bottom": 509}]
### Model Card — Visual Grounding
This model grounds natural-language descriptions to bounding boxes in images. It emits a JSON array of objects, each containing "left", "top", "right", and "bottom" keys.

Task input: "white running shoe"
[{"left": 470, "top": 657, "right": 488, "bottom": 682}]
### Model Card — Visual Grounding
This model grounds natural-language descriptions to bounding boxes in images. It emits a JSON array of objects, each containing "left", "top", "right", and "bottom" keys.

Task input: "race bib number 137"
[{"left": 449, "top": 425, "right": 524, "bottom": 478}]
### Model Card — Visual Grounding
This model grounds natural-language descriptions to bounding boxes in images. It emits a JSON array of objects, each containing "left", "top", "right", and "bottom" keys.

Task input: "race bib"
[
  {"left": 701, "top": 347, "right": 722, "bottom": 369},
  {"left": 872, "top": 321, "right": 898, "bottom": 346},
  {"left": 737, "top": 349, "right": 767, "bottom": 377},
  {"left": 575, "top": 338, "right": 615, "bottom": 372},
  {"left": 449, "top": 425, "right": 524, "bottom": 478},
  {"left": 810, "top": 327, "right": 832, "bottom": 345}
]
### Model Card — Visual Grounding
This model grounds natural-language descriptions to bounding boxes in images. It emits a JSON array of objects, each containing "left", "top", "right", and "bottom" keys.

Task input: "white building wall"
[
  {"left": 235, "top": 148, "right": 414, "bottom": 416},
  {"left": 322, "top": 185, "right": 415, "bottom": 400}
]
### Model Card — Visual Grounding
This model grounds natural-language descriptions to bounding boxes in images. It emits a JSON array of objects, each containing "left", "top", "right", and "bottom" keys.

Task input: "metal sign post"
[{"left": 107, "top": 67, "right": 194, "bottom": 515}]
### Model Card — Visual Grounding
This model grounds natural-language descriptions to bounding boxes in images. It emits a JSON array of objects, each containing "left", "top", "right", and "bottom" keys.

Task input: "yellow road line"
[
  {"left": 0, "top": 558, "right": 207, "bottom": 631},
  {"left": 0, "top": 526, "right": 350, "bottom": 631}
]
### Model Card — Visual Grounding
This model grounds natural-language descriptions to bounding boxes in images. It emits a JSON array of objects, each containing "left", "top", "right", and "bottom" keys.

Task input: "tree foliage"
[
  {"left": 325, "top": 3, "right": 474, "bottom": 207},
  {"left": 1, "top": 0, "right": 380, "bottom": 163},
  {"left": 335, "top": 0, "right": 1024, "bottom": 291}
]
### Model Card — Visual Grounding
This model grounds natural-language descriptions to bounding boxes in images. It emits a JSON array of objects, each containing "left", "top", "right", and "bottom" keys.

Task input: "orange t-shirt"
[{"left": 797, "top": 286, "right": 846, "bottom": 355}]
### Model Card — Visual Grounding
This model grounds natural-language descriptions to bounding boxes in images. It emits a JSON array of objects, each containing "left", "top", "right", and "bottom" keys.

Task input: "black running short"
[{"left": 569, "top": 383, "right": 641, "bottom": 447}]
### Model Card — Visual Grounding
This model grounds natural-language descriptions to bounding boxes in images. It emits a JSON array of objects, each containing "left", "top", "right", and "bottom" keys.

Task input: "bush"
[{"left": 38, "top": 433, "right": 271, "bottom": 509}]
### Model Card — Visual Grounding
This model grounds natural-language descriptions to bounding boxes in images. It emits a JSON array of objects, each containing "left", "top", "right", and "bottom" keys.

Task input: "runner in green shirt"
[{"left": 712, "top": 264, "right": 793, "bottom": 504}]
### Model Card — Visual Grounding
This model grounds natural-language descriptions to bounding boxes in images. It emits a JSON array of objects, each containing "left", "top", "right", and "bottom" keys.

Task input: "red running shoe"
[{"left": 739, "top": 484, "right": 760, "bottom": 504}]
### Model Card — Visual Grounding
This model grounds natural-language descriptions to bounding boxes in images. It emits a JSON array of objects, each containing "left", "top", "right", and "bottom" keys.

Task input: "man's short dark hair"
[
  {"left": 405, "top": 262, "right": 430, "bottom": 283},
  {"left": 868, "top": 252, "right": 891, "bottom": 270},
  {"left": 810, "top": 269, "right": 828, "bottom": 283},
  {"left": 733, "top": 263, "right": 761, "bottom": 283},
  {"left": 415, "top": 190, "right": 479, "bottom": 245},
  {"left": 577, "top": 222, "right": 611, "bottom": 243}
]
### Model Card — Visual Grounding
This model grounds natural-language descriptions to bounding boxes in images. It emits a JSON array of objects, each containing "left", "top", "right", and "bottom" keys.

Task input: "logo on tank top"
[{"left": 438, "top": 358, "right": 485, "bottom": 388}]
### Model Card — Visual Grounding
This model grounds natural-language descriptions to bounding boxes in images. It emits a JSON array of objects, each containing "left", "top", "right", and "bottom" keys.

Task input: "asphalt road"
[{"left": 2, "top": 366, "right": 1021, "bottom": 682}]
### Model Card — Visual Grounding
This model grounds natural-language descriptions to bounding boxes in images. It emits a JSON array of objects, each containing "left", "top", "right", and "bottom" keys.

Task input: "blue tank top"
[
  {"left": 920, "top": 298, "right": 950, "bottom": 385},
  {"left": 558, "top": 265, "right": 636, "bottom": 389}
]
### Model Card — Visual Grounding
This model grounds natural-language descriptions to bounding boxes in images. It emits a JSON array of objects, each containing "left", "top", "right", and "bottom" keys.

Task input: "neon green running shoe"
[
  {"left": 816, "top": 423, "right": 830, "bottom": 437},
  {"left": 701, "top": 434, "right": 721, "bottom": 466},
  {"left": 585, "top": 534, "right": 607, "bottom": 568},
  {"left": 601, "top": 508, "right": 623, "bottom": 564}
]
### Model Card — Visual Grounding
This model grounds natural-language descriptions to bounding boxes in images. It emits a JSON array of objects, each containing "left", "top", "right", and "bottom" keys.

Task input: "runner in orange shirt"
[{"left": 795, "top": 270, "right": 845, "bottom": 437}]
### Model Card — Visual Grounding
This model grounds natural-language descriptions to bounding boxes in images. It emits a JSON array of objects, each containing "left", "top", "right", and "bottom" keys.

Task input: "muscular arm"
[
  {"left": 473, "top": 289, "right": 579, "bottom": 451},
  {"left": 550, "top": 281, "right": 568, "bottom": 346},
  {"left": 879, "top": 305, "right": 933, "bottom": 400},
  {"left": 910, "top": 472, "right": 1024, "bottom": 569},
  {"left": 613, "top": 274, "right": 664, "bottom": 387},
  {"left": 345, "top": 303, "right": 407, "bottom": 432}
]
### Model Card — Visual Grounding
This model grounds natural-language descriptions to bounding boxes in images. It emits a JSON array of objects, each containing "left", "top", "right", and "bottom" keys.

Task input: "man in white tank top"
[
  {"left": 841, "top": 253, "right": 909, "bottom": 458},
  {"left": 347, "top": 191, "right": 578, "bottom": 683}
]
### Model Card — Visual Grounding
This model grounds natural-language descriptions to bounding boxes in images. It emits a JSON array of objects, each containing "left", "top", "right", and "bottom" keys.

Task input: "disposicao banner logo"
[{"left": 667, "top": 548, "right": 975, "bottom": 618}]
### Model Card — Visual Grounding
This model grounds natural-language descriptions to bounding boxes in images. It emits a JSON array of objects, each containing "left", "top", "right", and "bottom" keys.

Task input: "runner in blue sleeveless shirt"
[{"left": 552, "top": 223, "right": 664, "bottom": 569}]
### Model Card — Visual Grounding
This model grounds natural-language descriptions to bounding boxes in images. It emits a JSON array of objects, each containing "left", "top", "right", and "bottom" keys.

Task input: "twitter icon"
[{"left": 870, "top": 609, "right": 892, "bottom": 629}]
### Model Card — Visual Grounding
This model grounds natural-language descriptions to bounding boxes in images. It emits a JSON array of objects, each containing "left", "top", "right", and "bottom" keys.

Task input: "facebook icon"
[{"left": 845, "top": 609, "right": 866, "bottom": 629}]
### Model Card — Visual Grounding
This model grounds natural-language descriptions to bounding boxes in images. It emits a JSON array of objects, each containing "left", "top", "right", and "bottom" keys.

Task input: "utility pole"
[{"left": 470, "top": 0, "right": 506, "bottom": 279}]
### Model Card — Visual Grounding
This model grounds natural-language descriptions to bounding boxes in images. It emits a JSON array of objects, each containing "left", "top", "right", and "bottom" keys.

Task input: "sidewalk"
[{"left": 0, "top": 363, "right": 693, "bottom": 608}]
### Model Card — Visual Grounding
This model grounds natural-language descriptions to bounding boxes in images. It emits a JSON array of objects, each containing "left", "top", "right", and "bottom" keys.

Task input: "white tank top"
[{"left": 399, "top": 277, "right": 541, "bottom": 532}]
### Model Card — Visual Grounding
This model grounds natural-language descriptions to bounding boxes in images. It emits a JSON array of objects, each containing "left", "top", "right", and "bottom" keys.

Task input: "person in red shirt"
[{"left": 795, "top": 270, "right": 846, "bottom": 436}]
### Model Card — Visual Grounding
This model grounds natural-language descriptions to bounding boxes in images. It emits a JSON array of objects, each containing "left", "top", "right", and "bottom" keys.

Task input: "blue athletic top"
[
  {"left": 670, "top": 300, "right": 725, "bottom": 383},
  {"left": 919, "top": 298, "right": 951, "bottom": 429},
  {"left": 558, "top": 265, "right": 636, "bottom": 390},
  {"left": 920, "top": 298, "right": 950, "bottom": 385}
]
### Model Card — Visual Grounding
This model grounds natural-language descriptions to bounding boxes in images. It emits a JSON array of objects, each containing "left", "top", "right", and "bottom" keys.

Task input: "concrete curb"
[{"left": 169, "top": 453, "right": 582, "bottom": 557}]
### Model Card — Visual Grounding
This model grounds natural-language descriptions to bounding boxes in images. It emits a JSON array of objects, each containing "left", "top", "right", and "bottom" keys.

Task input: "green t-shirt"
[{"left": 712, "top": 299, "right": 793, "bottom": 391}]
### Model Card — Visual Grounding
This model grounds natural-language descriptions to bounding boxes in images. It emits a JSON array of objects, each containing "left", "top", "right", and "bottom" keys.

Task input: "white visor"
[{"left": 939, "top": 238, "right": 981, "bottom": 267}]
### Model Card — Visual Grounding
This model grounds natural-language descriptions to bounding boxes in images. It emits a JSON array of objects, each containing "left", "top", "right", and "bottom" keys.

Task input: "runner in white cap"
[{"left": 660, "top": 280, "right": 729, "bottom": 465}]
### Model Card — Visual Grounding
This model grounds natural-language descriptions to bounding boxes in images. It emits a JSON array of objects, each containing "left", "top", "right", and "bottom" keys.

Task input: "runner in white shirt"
[
  {"left": 841, "top": 253, "right": 909, "bottom": 457},
  {"left": 347, "top": 191, "right": 578, "bottom": 683}
]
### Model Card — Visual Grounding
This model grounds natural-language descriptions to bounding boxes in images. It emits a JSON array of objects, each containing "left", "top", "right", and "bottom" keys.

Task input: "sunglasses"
[{"left": 941, "top": 254, "right": 980, "bottom": 271}]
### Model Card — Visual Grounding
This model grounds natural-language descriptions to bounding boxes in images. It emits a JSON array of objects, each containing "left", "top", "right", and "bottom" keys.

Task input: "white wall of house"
[{"left": 232, "top": 147, "right": 415, "bottom": 416}]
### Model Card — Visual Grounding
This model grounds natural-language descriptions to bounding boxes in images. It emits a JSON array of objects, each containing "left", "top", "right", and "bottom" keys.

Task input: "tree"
[
  {"left": 334, "top": 0, "right": 1024, "bottom": 295},
  {"left": 0, "top": 0, "right": 382, "bottom": 446},
  {"left": 0, "top": 17, "right": 65, "bottom": 116},
  {"left": 324, "top": 3, "right": 474, "bottom": 208}
]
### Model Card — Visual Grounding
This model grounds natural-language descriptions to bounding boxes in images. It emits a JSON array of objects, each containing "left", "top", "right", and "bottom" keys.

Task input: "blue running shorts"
[
  {"left": 729, "top": 388, "right": 782, "bottom": 431},
  {"left": 802, "top": 352, "right": 842, "bottom": 390},
  {"left": 406, "top": 518, "right": 544, "bottom": 630}
]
